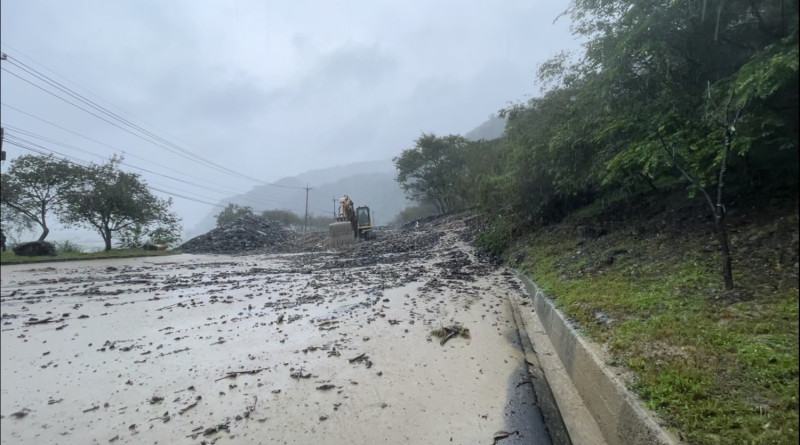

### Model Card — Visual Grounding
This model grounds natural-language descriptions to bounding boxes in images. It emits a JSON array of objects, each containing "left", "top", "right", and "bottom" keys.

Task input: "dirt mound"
[
  {"left": 176, "top": 215, "right": 325, "bottom": 254},
  {"left": 175, "top": 213, "right": 491, "bottom": 260}
]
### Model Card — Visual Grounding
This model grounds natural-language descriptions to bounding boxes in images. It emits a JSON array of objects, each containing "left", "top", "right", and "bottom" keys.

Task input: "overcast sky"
[{"left": 1, "top": 0, "right": 581, "bottom": 247}]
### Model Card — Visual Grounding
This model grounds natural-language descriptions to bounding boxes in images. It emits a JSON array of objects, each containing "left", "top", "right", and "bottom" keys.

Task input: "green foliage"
[
  {"left": 474, "top": 215, "right": 517, "bottom": 256},
  {"left": 50, "top": 239, "right": 84, "bottom": 254},
  {"left": 147, "top": 218, "right": 182, "bottom": 246},
  {"left": 61, "top": 156, "right": 181, "bottom": 251},
  {"left": 119, "top": 212, "right": 182, "bottom": 249},
  {"left": 261, "top": 209, "right": 303, "bottom": 227},
  {"left": 517, "top": 219, "right": 799, "bottom": 444},
  {"left": 0, "top": 154, "right": 82, "bottom": 241},
  {"left": 215, "top": 203, "right": 255, "bottom": 227},
  {"left": 306, "top": 214, "right": 336, "bottom": 232},
  {"left": 0, "top": 202, "right": 36, "bottom": 245},
  {"left": 393, "top": 133, "right": 469, "bottom": 214},
  {"left": 457, "top": 0, "right": 799, "bottom": 293},
  {"left": 392, "top": 202, "right": 441, "bottom": 225}
]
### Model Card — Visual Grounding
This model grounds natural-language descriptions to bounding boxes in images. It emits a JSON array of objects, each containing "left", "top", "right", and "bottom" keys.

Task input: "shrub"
[{"left": 51, "top": 240, "right": 84, "bottom": 254}]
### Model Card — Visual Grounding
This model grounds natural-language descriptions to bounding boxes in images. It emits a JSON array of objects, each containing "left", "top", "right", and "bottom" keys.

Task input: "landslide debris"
[{"left": 176, "top": 215, "right": 325, "bottom": 254}]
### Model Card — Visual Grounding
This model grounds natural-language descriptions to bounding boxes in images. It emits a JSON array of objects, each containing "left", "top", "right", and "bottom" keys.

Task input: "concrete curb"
[
  {"left": 514, "top": 271, "right": 683, "bottom": 445},
  {"left": 507, "top": 294, "right": 573, "bottom": 445}
]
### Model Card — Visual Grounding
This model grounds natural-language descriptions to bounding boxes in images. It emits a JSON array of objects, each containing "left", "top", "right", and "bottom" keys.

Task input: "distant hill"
[
  {"left": 185, "top": 159, "right": 410, "bottom": 238},
  {"left": 464, "top": 114, "right": 505, "bottom": 141}
]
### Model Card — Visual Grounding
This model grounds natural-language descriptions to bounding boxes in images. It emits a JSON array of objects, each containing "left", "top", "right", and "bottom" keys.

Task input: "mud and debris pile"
[
  {"left": 176, "top": 215, "right": 325, "bottom": 254},
  {"left": 176, "top": 212, "right": 495, "bottom": 261}
]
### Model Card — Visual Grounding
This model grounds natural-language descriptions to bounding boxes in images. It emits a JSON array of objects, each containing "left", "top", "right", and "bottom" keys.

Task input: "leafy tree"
[
  {"left": 494, "top": 84, "right": 603, "bottom": 227},
  {"left": 394, "top": 133, "right": 469, "bottom": 214},
  {"left": 451, "top": 138, "right": 509, "bottom": 212},
  {"left": 261, "top": 209, "right": 303, "bottom": 227},
  {"left": 391, "top": 202, "right": 440, "bottom": 225},
  {"left": 306, "top": 214, "right": 336, "bottom": 232},
  {"left": 215, "top": 203, "right": 255, "bottom": 227},
  {"left": 0, "top": 154, "right": 81, "bottom": 240},
  {"left": 1, "top": 202, "right": 35, "bottom": 248},
  {"left": 500, "top": 0, "right": 799, "bottom": 289},
  {"left": 118, "top": 212, "right": 182, "bottom": 249},
  {"left": 61, "top": 156, "right": 180, "bottom": 251}
]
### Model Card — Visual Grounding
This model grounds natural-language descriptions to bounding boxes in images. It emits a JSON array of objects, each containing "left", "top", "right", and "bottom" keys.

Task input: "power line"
[
  {"left": 1, "top": 52, "right": 304, "bottom": 190},
  {"left": 3, "top": 57, "right": 246, "bottom": 178},
  {"left": 1, "top": 65, "right": 260, "bottom": 184},
  {"left": 1, "top": 42, "right": 206, "bottom": 155},
  {"left": 1, "top": 114, "right": 309, "bottom": 209},
  {"left": 0, "top": 104, "right": 251, "bottom": 196},
  {"left": 4, "top": 137, "right": 230, "bottom": 208},
  {"left": 4, "top": 130, "right": 308, "bottom": 212}
]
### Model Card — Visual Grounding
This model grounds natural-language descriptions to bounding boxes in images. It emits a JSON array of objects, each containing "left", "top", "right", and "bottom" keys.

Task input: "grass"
[
  {"left": 1, "top": 248, "right": 179, "bottom": 265},
  {"left": 513, "top": 219, "right": 799, "bottom": 444}
]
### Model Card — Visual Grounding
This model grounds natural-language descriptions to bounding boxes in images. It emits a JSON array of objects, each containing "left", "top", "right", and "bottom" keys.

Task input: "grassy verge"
[
  {"left": 521, "top": 241, "right": 797, "bottom": 444},
  {"left": 488, "top": 192, "right": 799, "bottom": 444},
  {"left": 1, "top": 249, "right": 180, "bottom": 265}
]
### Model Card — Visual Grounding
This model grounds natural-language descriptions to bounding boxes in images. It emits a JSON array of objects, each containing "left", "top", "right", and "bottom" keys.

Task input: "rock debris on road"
[{"left": 1, "top": 213, "right": 554, "bottom": 445}]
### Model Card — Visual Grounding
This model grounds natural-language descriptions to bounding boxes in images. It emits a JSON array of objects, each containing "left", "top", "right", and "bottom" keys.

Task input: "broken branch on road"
[
  {"left": 214, "top": 368, "right": 265, "bottom": 381},
  {"left": 430, "top": 324, "right": 470, "bottom": 346}
]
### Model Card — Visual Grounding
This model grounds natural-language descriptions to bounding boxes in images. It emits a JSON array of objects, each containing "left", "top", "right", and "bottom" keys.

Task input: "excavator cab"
[{"left": 356, "top": 206, "right": 373, "bottom": 239}]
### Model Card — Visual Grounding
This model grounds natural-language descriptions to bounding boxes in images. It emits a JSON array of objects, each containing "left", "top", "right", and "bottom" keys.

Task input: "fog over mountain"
[
  {"left": 185, "top": 159, "right": 410, "bottom": 238},
  {"left": 186, "top": 114, "right": 509, "bottom": 238}
]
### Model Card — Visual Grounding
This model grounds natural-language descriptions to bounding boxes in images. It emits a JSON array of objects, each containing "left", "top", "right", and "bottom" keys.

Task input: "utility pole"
[
  {"left": 1, "top": 53, "right": 7, "bottom": 163},
  {"left": 303, "top": 184, "right": 311, "bottom": 233}
]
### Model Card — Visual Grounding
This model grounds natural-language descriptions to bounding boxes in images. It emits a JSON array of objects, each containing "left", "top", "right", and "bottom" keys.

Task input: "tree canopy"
[
  {"left": 393, "top": 133, "right": 470, "bottom": 215},
  {"left": 60, "top": 156, "right": 180, "bottom": 251},
  {"left": 0, "top": 154, "right": 81, "bottom": 241},
  {"left": 215, "top": 203, "right": 255, "bottom": 227}
]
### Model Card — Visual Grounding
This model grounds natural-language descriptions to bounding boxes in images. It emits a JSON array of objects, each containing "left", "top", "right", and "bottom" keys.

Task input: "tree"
[
  {"left": 0, "top": 154, "right": 81, "bottom": 241},
  {"left": 394, "top": 133, "right": 469, "bottom": 214},
  {"left": 1, "top": 202, "right": 36, "bottom": 247},
  {"left": 261, "top": 209, "right": 303, "bottom": 227},
  {"left": 527, "top": 0, "right": 799, "bottom": 288},
  {"left": 118, "top": 212, "right": 182, "bottom": 249},
  {"left": 61, "top": 156, "right": 180, "bottom": 251},
  {"left": 215, "top": 203, "right": 255, "bottom": 227}
]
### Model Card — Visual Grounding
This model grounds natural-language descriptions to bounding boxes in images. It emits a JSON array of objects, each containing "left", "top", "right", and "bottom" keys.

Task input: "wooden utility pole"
[
  {"left": 303, "top": 184, "right": 311, "bottom": 233},
  {"left": 1, "top": 53, "right": 7, "bottom": 163}
]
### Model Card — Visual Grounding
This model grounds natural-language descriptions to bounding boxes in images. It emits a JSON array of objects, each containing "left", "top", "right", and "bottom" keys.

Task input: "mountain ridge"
[{"left": 185, "top": 159, "right": 408, "bottom": 238}]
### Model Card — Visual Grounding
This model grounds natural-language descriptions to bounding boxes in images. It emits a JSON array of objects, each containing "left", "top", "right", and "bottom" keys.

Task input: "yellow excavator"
[{"left": 328, "top": 195, "right": 373, "bottom": 248}]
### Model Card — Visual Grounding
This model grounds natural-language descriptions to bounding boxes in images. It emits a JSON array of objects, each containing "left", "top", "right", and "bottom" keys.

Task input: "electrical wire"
[
  {"left": 3, "top": 130, "right": 310, "bottom": 211},
  {"left": 1, "top": 104, "right": 251, "bottom": 196},
  {"left": 1, "top": 52, "right": 304, "bottom": 189}
]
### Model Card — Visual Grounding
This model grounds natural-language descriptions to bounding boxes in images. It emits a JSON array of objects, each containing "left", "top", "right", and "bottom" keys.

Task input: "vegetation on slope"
[{"left": 494, "top": 188, "right": 798, "bottom": 444}]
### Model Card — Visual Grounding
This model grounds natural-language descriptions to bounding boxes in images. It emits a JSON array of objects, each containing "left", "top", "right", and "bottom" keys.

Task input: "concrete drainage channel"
[{"left": 511, "top": 271, "right": 683, "bottom": 445}]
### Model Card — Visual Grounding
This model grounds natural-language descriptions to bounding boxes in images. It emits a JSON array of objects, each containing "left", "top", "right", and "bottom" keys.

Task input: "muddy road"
[{"left": 1, "top": 215, "right": 565, "bottom": 444}]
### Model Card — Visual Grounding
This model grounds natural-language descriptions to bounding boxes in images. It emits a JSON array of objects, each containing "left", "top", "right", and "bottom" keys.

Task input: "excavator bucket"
[{"left": 328, "top": 221, "right": 356, "bottom": 249}]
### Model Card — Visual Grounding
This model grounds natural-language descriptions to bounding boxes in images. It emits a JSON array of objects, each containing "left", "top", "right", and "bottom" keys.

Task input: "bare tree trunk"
[
  {"left": 103, "top": 227, "right": 113, "bottom": 251},
  {"left": 660, "top": 131, "right": 735, "bottom": 290},
  {"left": 38, "top": 206, "right": 49, "bottom": 241},
  {"left": 714, "top": 216, "right": 734, "bottom": 290},
  {"left": 714, "top": 128, "right": 734, "bottom": 289}
]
